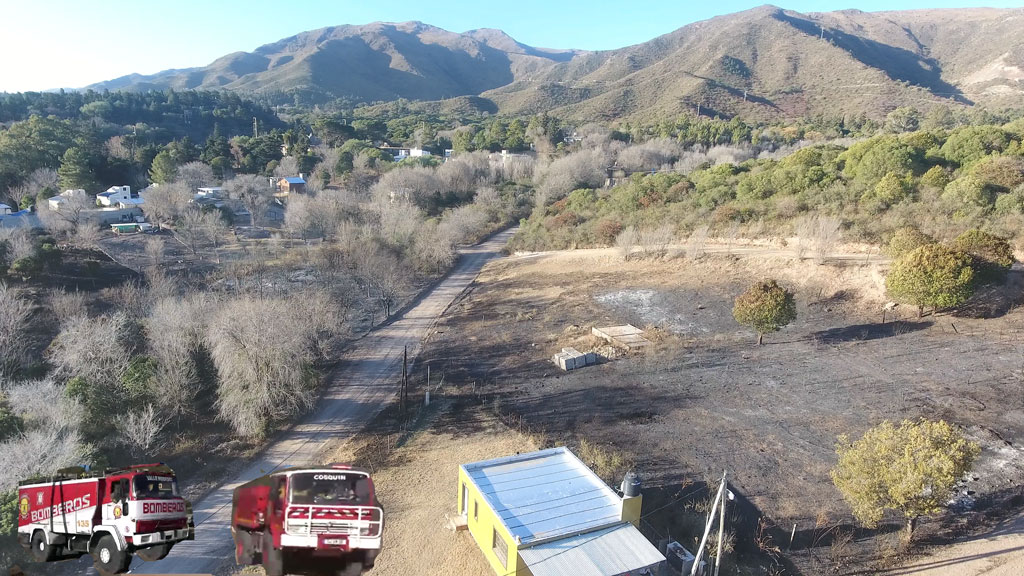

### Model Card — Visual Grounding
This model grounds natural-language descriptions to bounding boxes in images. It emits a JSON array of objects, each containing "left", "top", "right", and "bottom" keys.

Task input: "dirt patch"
[{"left": 418, "top": 249, "right": 1024, "bottom": 575}]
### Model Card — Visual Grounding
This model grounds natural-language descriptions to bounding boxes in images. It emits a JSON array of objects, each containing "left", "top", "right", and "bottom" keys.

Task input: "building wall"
[{"left": 458, "top": 467, "right": 523, "bottom": 576}]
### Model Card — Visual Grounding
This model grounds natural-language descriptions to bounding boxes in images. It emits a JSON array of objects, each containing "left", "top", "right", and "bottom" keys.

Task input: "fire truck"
[
  {"left": 17, "top": 463, "right": 191, "bottom": 575},
  {"left": 232, "top": 464, "right": 383, "bottom": 576}
]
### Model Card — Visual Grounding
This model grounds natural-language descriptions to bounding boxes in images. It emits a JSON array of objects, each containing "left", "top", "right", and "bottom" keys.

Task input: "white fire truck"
[{"left": 17, "top": 463, "right": 191, "bottom": 574}]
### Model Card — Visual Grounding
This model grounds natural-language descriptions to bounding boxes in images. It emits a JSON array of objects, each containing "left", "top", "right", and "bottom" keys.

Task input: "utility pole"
[
  {"left": 691, "top": 471, "right": 731, "bottom": 576},
  {"left": 715, "top": 472, "right": 727, "bottom": 576},
  {"left": 820, "top": 25, "right": 825, "bottom": 41},
  {"left": 253, "top": 117, "right": 259, "bottom": 138},
  {"left": 401, "top": 346, "right": 408, "bottom": 420}
]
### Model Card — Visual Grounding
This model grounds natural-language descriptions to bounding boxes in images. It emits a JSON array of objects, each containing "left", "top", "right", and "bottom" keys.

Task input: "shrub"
[
  {"left": 885, "top": 227, "right": 936, "bottom": 259},
  {"left": 951, "top": 229, "right": 1015, "bottom": 284},
  {"left": 885, "top": 244, "right": 974, "bottom": 316}
]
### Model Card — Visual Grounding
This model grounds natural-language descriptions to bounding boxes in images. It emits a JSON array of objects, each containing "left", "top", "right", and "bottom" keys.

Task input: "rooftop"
[
  {"left": 282, "top": 176, "right": 305, "bottom": 184},
  {"left": 517, "top": 522, "right": 665, "bottom": 576},
  {"left": 461, "top": 447, "right": 623, "bottom": 547}
]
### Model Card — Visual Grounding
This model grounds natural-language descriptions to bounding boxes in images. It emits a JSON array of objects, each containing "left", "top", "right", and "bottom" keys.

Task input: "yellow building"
[{"left": 457, "top": 447, "right": 664, "bottom": 576}]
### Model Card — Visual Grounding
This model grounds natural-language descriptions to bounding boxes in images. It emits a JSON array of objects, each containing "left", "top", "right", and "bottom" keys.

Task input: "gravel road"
[{"left": 122, "top": 228, "right": 515, "bottom": 575}]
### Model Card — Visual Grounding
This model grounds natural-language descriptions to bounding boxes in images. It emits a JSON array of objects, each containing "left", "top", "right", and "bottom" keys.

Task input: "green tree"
[
  {"left": 952, "top": 229, "right": 1015, "bottom": 284},
  {"left": 885, "top": 107, "right": 920, "bottom": 133},
  {"left": 831, "top": 419, "right": 979, "bottom": 538},
  {"left": 149, "top": 149, "right": 178, "bottom": 185},
  {"left": 885, "top": 244, "right": 974, "bottom": 317},
  {"left": 940, "top": 126, "right": 1010, "bottom": 167},
  {"left": 57, "top": 146, "right": 97, "bottom": 191},
  {"left": 919, "top": 165, "right": 951, "bottom": 190},
  {"left": 942, "top": 175, "right": 993, "bottom": 209},
  {"left": 732, "top": 279, "right": 797, "bottom": 345},
  {"left": 861, "top": 172, "right": 909, "bottom": 210},
  {"left": 885, "top": 227, "right": 935, "bottom": 259}
]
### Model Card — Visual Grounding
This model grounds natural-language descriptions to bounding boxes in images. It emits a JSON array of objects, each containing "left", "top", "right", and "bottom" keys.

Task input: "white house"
[
  {"left": 96, "top": 185, "right": 137, "bottom": 207},
  {"left": 48, "top": 189, "right": 88, "bottom": 211},
  {"left": 0, "top": 204, "right": 11, "bottom": 216},
  {"left": 196, "top": 187, "right": 224, "bottom": 198}
]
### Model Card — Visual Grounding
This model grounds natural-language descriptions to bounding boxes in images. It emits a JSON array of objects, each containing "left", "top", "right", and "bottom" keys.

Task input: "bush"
[
  {"left": 732, "top": 279, "right": 797, "bottom": 345},
  {"left": 952, "top": 229, "right": 1015, "bottom": 284},
  {"left": 885, "top": 244, "right": 974, "bottom": 316}
]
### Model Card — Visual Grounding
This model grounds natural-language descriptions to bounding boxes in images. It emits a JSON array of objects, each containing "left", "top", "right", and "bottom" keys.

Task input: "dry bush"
[
  {"left": 147, "top": 295, "right": 211, "bottom": 420},
  {"left": 73, "top": 221, "right": 102, "bottom": 250},
  {"left": 369, "top": 199, "right": 422, "bottom": 250},
  {"left": 0, "top": 284, "right": 33, "bottom": 376},
  {"left": 616, "top": 226, "right": 639, "bottom": 261},
  {"left": 372, "top": 165, "right": 441, "bottom": 209},
  {"left": 0, "top": 227, "right": 34, "bottom": 263},
  {"left": 273, "top": 156, "right": 300, "bottom": 178},
  {"left": 687, "top": 225, "right": 710, "bottom": 259},
  {"left": 439, "top": 205, "right": 490, "bottom": 245},
  {"left": 144, "top": 236, "right": 164, "bottom": 269},
  {"left": 226, "top": 174, "right": 273, "bottom": 227},
  {"left": 638, "top": 224, "right": 675, "bottom": 258},
  {"left": 499, "top": 155, "right": 536, "bottom": 183},
  {"left": 412, "top": 221, "right": 456, "bottom": 274},
  {"left": 812, "top": 215, "right": 843, "bottom": 264}
]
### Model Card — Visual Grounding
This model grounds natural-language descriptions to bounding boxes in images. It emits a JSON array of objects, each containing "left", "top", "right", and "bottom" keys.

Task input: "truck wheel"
[
  {"left": 30, "top": 531, "right": 57, "bottom": 562},
  {"left": 261, "top": 530, "right": 285, "bottom": 576},
  {"left": 136, "top": 543, "right": 172, "bottom": 561},
  {"left": 362, "top": 549, "right": 378, "bottom": 569},
  {"left": 338, "top": 562, "right": 362, "bottom": 576},
  {"left": 92, "top": 535, "right": 131, "bottom": 575},
  {"left": 234, "top": 530, "right": 255, "bottom": 565}
]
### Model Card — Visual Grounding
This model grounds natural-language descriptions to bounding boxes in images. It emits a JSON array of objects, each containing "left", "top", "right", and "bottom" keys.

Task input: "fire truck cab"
[
  {"left": 17, "top": 463, "right": 190, "bottom": 575},
  {"left": 232, "top": 464, "right": 383, "bottom": 576}
]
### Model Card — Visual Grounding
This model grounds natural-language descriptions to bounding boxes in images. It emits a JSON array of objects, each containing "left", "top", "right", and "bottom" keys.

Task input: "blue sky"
[{"left": 1, "top": 0, "right": 1021, "bottom": 92}]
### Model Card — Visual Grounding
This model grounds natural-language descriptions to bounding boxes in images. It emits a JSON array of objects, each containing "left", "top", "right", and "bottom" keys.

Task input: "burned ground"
[{"left": 415, "top": 248, "right": 1024, "bottom": 574}]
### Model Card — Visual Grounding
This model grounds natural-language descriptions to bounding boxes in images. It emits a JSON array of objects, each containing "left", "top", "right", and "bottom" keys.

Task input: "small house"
[
  {"left": 0, "top": 204, "right": 11, "bottom": 216},
  {"left": 458, "top": 447, "right": 664, "bottom": 576},
  {"left": 48, "top": 189, "right": 88, "bottom": 211},
  {"left": 96, "top": 185, "right": 138, "bottom": 207},
  {"left": 277, "top": 176, "right": 306, "bottom": 195}
]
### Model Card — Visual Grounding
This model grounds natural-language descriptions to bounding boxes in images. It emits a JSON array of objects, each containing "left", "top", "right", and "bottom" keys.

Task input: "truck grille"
[{"left": 287, "top": 520, "right": 356, "bottom": 535}]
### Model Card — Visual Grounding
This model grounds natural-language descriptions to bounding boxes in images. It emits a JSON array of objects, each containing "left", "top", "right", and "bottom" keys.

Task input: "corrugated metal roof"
[
  {"left": 461, "top": 447, "right": 624, "bottom": 546},
  {"left": 283, "top": 176, "right": 306, "bottom": 184},
  {"left": 519, "top": 522, "right": 664, "bottom": 576}
]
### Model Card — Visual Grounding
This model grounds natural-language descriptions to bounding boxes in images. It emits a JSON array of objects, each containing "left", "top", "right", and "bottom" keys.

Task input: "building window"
[
  {"left": 473, "top": 501, "right": 478, "bottom": 522},
  {"left": 492, "top": 528, "right": 508, "bottom": 567}
]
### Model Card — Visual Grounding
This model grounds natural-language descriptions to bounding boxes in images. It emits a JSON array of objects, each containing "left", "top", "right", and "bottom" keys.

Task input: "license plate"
[{"left": 322, "top": 537, "right": 348, "bottom": 547}]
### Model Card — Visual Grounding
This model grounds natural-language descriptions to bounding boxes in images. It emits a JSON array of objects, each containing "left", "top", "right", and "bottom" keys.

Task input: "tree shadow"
[
  {"left": 812, "top": 321, "right": 931, "bottom": 344},
  {"left": 954, "top": 269, "right": 1024, "bottom": 319}
]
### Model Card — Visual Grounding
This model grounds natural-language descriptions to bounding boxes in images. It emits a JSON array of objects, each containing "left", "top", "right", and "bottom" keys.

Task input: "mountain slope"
[
  {"left": 88, "top": 7, "right": 1024, "bottom": 120},
  {"left": 89, "top": 21, "right": 584, "bottom": 102}
]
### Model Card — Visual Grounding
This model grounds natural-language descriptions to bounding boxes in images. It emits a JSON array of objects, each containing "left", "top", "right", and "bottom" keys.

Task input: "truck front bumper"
[
  {"left": 280, "top": 533, "right": 382, "bottom": 550},
  {"left": 130, "top": 528, "right": 190, "bottom": 547}
]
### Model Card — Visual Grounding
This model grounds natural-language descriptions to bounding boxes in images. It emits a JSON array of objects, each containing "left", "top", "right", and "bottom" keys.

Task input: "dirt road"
[
  {"left": 881, "top": 514, "right": 1024, "bottom": 576},
  {"left": 124, "top": 228, "right": 516, "bottom": 575}
]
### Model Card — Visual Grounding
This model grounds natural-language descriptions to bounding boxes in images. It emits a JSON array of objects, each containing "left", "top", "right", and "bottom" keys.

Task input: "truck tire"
[
  {"left": 338, "top": 562, "right": 362, "bottom": 576},
  {"left": 261, "top": 530, "right": 284, "bottom": 576},
  {"left": 92, "top": 534, "right": 131, "bottom": 575},
  {"left": 30, "top": 531, "right": 57, "bottom": 562},
  {"left": 136, "top": 543, "right": 172, "bottom": 562},
  {"left": 362, "top": 549, "right": 378, "bottom": 569},
  {"left": 234, "top": 530, "right": 255, "bottom": 565}
]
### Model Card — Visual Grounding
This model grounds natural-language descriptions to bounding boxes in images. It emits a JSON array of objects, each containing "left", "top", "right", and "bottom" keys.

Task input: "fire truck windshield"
[
  {"left": 289, "top": 473, "right": 370, "bottom": 506},
  {"left": 133, "top": 475, "right": 179, "bottom": 499}
]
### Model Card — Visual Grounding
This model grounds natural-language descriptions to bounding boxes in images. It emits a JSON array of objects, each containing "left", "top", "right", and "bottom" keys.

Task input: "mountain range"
[{"left": 88, "top": 5, "right": 1024, "bottom": 121}]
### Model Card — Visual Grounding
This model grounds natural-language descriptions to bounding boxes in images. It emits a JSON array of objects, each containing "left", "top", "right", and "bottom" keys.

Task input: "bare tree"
[
  {"left": 144, "top": 236, "right": 165, "bottom": 269},
  {"left": 439, "top": 205, "right": 489, "bottom": 245},
  {"left": 141, "top": 181, "right": 191, "bottom": 225},
  {"left": 0, "top": 284, "right": 34, "bottom": 376},
  {"left": 370, "top": 199, "right": 422, "bottom": 250},
  {"left": 49, "top": 313, "right": 134, "bottom": 387},
  {"left": 39, "top": 192, "right": 91, "bottom": 235},
  {"left": 174, "top": 161, "right": 216, "bottom": 191},
  {"left": 0, "top": 378, "right": 85, "bottom": 490},
  {"left": 48, "top": 288, "right": 88, "bottom": 325},
  {"left": 117, "top": 404, "right": 168, "bottom": 458},
  {"left": 0, "top": 226, "right": 34, "bottom": 263},
  {"left": 177, "top": 208, "right": 209, "bottom": 255},
  {"left": 147, "top": 295, "right": 209, "bottom": 421},
  {"left": 273, "top": 156, "right": 300, "bottom": 178},
  {"left": 354, "top": 244, "right": 410, "bottom": 318},
  {"left": 638, "top": 224, "right": 675, "bottom": 258},
  {"left": 207, "top": 296, "right": 329, "bottom": 437},
  {"left": 226, "top": 174, "right": 273, "bottom": 228},
  {"left": 534, "top": 148, "right": 607, "bottom": 206},
  {"left": 412, "top": 221, "right": 457, "bottom": 274},
  {"left": 73, "top": 221, "right": 103, "bottom": 250},
  {"left": 617, "top": 138, "right": 684, "bottom": 173},
  {"left": 812, "top": 215, "right": 843, "bottom": 265}
]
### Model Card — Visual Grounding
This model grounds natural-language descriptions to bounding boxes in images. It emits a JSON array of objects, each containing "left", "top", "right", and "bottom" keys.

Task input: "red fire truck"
[
  {"left": 17, "top": 463, "right": 191, "bottom": 575},
  {"left": 232, "top": 464, "right": 383, "bottom": 576}
]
